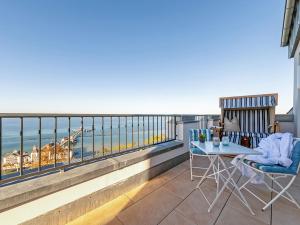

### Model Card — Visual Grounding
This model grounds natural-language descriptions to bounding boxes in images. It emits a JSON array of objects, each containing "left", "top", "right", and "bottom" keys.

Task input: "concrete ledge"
[
  {"left": 22, "top": 153, "right": 188, "bottom": 225},
  {"left": 0, "top": 140, "right": 183, "bottom": 213}
]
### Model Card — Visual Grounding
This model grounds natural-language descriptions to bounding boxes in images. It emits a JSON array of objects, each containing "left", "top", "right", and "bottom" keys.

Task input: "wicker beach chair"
[{"left": 219, "top": 93, "right": 278, "bottom": 148}]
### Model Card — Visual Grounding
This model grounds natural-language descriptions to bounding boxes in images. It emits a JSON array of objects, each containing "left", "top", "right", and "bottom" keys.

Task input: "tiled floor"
[{"left": 68, "top": 158, "right": 300, "bottom": 225}]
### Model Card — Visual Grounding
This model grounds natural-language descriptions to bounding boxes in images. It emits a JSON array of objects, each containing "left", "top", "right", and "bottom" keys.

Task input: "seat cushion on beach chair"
[{"left": 223, "top": 131, "right": 269, "bottom": 148}]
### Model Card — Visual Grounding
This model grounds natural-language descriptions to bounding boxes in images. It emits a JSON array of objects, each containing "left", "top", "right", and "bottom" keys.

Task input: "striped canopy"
[{"left": 220, "top": 94, "right": 278, "bottom": 109}]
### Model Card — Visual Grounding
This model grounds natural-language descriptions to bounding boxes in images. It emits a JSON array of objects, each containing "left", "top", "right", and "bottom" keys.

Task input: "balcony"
[
  {"left": 67, "top": 158, "right": 300, "bottom": 225},
  {"left": 1, "top": 0, "right": 300, "bottom": 224},
  {"left": 0, "top": 113, "right": 298, "bottom": 225}
]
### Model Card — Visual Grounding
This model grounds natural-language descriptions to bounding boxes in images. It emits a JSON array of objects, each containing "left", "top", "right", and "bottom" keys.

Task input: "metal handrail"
[
  {"left": 0, "top": 114, "right": 187, "bottom": 185},
  {"left": 0, "top": 113, "right": 211, "bottom": 118}
]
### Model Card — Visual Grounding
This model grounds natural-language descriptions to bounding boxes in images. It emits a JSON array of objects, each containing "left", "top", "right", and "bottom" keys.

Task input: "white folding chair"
[
  {"left": 239, "top": 141, "right": 300, "bottom": 211},
  {"left": 189, "top": 129, "right": 218, "bottom": 181}
]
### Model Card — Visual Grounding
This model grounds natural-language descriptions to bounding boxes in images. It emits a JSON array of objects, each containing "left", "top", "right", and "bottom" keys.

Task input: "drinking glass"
[
  {"left": 213, "top": 137, "right": 220, "bottom": 147},
  {"left": 222, "top": 136, "right": 229, "bottom": 146}
]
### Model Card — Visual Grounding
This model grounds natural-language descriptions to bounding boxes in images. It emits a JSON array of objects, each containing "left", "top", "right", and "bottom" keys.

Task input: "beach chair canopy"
[{"left": 219, "top": 93, "right": 278, "bottom": 148}]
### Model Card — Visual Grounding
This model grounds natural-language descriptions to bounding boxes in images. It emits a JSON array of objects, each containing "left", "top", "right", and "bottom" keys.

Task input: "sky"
[{"left": 0, "top": 0, "right": 294, "bottom": 114}]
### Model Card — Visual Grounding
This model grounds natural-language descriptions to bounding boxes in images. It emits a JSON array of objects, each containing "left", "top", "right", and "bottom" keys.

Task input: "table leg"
[
  {"left": 217, "top": 157, "right": 220, "bottom": 193},
  {"left": 211, "top": 156, "right": 220, "bottom": 194},
  {"left": 208, "top": 155, "right": 255, "bottom": 215},
  {"left": 196, "top": 155, "right": 218, "bottom": 189}
]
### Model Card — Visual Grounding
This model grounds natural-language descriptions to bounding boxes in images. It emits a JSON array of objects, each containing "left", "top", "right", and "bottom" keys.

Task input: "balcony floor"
[{"left": 67, "top": 158, "right": 300, "bottom": 225}]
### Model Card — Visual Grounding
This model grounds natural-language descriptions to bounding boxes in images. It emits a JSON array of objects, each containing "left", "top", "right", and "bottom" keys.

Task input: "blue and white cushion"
[{"left": 223, "top": 131, "right": 269, "bottom": 148}]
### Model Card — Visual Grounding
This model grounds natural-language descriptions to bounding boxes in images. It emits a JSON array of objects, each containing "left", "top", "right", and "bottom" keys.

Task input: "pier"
[{"left": 60, "top": 128, "right": 83, "bottom": 147}]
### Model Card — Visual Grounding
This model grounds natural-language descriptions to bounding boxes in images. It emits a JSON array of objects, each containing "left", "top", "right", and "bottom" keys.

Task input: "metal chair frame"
[{"left": 239, "top": 160, "right": 300, "bottom": 211}]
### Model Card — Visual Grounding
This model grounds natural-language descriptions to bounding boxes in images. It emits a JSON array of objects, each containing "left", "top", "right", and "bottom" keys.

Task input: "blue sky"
[{"left": 0, "top": 0, "right": 293, "bottom": 114}]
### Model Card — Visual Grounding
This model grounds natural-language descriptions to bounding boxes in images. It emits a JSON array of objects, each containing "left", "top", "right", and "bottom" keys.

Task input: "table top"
[{"left": 191, "top": 141, "right": 263, "bottom": 156}]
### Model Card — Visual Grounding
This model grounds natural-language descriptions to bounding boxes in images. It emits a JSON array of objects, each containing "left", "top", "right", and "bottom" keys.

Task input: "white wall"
[
  {"left": 280, "top": 121, "right": 296, "bottom": 134},
  {"left": 276, "top": 115, "right": 295, "bottom": 135},
  {"left": 293, "top": 43, "right": 300, "bottom": 137}
]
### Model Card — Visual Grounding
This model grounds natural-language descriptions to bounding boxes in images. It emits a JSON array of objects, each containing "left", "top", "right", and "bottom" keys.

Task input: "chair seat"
[
  {"left": 242, "top": 159, "right": 297, "bottom": 175},
  {"left": 190, "top": 147, "right": 206, "bottom": 155}
]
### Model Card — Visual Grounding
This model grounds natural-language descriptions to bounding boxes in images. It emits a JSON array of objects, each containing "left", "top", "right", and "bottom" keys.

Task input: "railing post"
[
  {"left": 110, "top": 116, "right": 113, "bottom": 154},
  {"left": 148, "top": 116, "right": 150, "bottom": 145},
  {"left": 167, "top": 116, "right": 170, "bottom": 141},
  {"left": 170, "top": 116, "right": 173, "bottom": 140},
  {"left": 125, "top": 116, "right": 128, "bottom": 150},
  {"left": 81, "top": 117, "right": 84, "bottom": 161},
  {"left": 39, "top": 117, "right": 42, "bottom": 171},
  {"left": 20, "top": 117, "right": 23, "bottom": 176},
  {"left": 166, "top": 116, "right": 168, "bottom": 141},
  {"left": 102, "top": 117, "right": 104, "bottom": 156},
  {"left": 137, "top": 116, "right": 140, "bottom": 148},
  {"left": 92, "top": 117, "right": 95, "bottom": 158},
  {"left": 54, "top": 117, "right": 57, "bottom": 168},
  {"left": 131, "top": 116, "right": 134, "bottom": 149},
  {"left": 118, "top": 117, "right": 121, "bottom": 152},
  {"left": 142, "top": 116, "right": 145, "bottom": 147},
  {"left": 0, "top": 117, "right": 2, "bottom": 180},
  {"left": 156, "top": 116, "right": 158, "bottom": 144},
  {"left": 68, "top": 117, "right": 71, "bottom": 165},
  {"left": 160, "top": 116, "right": 162, "bottom": 143},
  {"left": 174, "top": 116, "right": 177, "bottom": 140},
  {"left": 152, "top": 116, "right": 154, "bottom": 144},
  {"left": 164, "top": 116, "right": 166, "bottom": 142}
]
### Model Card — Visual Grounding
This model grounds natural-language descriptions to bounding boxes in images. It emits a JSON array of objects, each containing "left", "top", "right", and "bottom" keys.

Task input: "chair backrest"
[
  {"left": 189, "top": 129, "right": 209, "bottom": 149},
  {"left": 290, "top": 141, "right": 300, "bottom": 174},
  {"left": 223, "top": 109, "right": 270, "bottom": 133}
]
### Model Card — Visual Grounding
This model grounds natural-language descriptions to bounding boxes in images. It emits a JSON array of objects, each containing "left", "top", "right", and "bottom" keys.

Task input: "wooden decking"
[{"left": 68, "top": 158, "right": 300, "bottom": 225}]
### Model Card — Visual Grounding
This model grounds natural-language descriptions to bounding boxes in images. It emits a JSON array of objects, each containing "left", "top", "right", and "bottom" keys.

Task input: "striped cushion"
[
  {"left": 242, "top": 159, "right": 297, "bottom": 175},
  {"left": 224, "top": 109, "right": 270, "bottom": 133},
  {"left": 242, "top": 159, "right": 264, "bottom": 168},
  {"left": 223, "top": 131, "right": 269, "bottom": 148},
  {"left": 189, "top": 129, "right": 210, "bottom": 149},
  {"left": 242, "top": 141, "right": 300, "bottom": 175}
]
